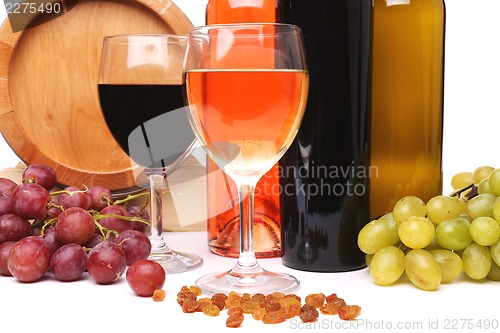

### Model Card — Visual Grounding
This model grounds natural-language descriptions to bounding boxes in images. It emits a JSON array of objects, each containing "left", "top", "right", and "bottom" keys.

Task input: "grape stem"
[
  {"left": 32, "top": 217, "right": 58, "bottom": 237},
  {"left": 111, "top": 191, "right": 151, "bottom": 207},
  {"left": 450, "top": 184, "right": 478, "bottom": 201},
  {"left": 91, "top": 212, "right": 150, "bottom": 226},
  {"left": 49, "top": 185, "right": 89, "bottom": 197},
  {"left": 93, "top": 219, "right": 119, "bottom": 241}
]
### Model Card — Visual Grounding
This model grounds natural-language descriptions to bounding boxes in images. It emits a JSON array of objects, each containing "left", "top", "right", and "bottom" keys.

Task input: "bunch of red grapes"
[{"left": 0, "top": 164, "right": 165, "bottom": 296}]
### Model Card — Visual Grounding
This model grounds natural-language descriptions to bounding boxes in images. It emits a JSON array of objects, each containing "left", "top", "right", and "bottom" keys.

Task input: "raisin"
[
  {"left": 227, "top": 306, "right": 244, "bottom": 316},
  {"left": 152, "top": 289, "right": 165, "bottom": 302},
  {"left": 241, "top": 299, "right": 261, "bottom": 314},
  {"left": 211, "top": 293, "right": 228, "bottom": 310},
  {"left": 189, "top": 285, "right": 202, "bottom": 296},
  {"left": 226, "top": 314, "right": 244, "bottom": 328},
  {"left": 269, "top": 292, "right": 285, "bottom": 300},
  {"left": 325, "top": 293, "right": 338, "bottom": 303},
  {"left": 202, "top": 304, "right": 221, "bottom": 317},
  {"left": 251, "top": 293, "right": 266, "bottom": 306},
  {"left": 305, "top": 293, "right": 326, "bottom": 308},
  {"left": 320, "top": 301, "right": 340, "bottom": 315},
  {"left": 264, "top": 301, "right": 281, "bottom": 312},
  {"left": 181, "top": 299, "right": 199, "bottom": 313},
  {"left": 252, "top": 307, "right": 267, "bottom": 320},
  {"left": 177, "top": 286, "right": 197, "bottom": 306},
  {"left": 279, "top": 296, "right": 301, "bottom": 308},
  {"left": 329, "top": 297, "right": 346, "bottom": 308},
  {"left": 225, "top": 294, "right": 242, "bottom": 308},
  {"left": 284, "top": 293, "right": 301, "bottom": 302},
  {"left": 299, "top": 304, "right": 319, "bottom": 323},
  {"left": 338, "top": 305, "right": 361, "bottom": 320},
  {"left": 196, "top": 298, "right": 213, "bottom": 312},
  {"left": 262, "top": 308, "right": 288, "bottom": 324},
  {"left": 285, "top": 304, "right": 302, "bottom": 319},
  {"left": 241, "top": 293, "right": 251, "bottom": 301}
]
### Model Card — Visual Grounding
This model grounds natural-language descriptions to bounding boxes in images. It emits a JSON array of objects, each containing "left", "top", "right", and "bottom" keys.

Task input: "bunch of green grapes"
[{"left": 358, "top": 166, "right": 500, "bottom": 291}]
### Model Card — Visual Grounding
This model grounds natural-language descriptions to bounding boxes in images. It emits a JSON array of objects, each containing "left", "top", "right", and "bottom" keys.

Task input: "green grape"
[
  {"left": 488, "top": 168, "right": 500, "bottom": 196},
  {"left": 424, "top": 238, "right": 443, "bottom": 251},
  {"left": 490, "top": 239, "right": 500, "bottom": 266},
  {"left": 429, "top": 249, "right": 463, "bottom": 283},
  {"left": 398, "top": 216, "right": 435, "bottom": 249},
  {"left": 477, "top": 177, "right": 492, "bottom": 194},
  {"left": 404, "top": 249, "right": 441, "bottom": 291},
  {"left": 470, "top": 216, "right": 500, "bottom": 246},
  {"left": 365, "top": 254, "right": 374, "bottom": 267},
  {"left": 357, "top": 218, "right": 399, "bottom": 254},
  {"left": 426, "top": 195, "right": 461, "bottom": 224},
  {"left": 487, "top": 260, "right": 500, "bottom": 281},
  {"left": 369, "top": 246, "right": 405, "bottom": 286},
  {"left": 392, "top": 196, "right": 426, "bottom": 225},
  {"left": 462, "top": 243, "right": 491, "bottom": 280},
  {"left": 458, "top": 197, "right": 468, "bottom": 215},
  {"left": 492, "top": 196, "right": 500, "bottom": 224},
  {"left": 451, "top": 172, "right": 473, "bottom": 190},
  {"left": 466, "top": 193, "right": 497, "bottom": 220},
  {"left": 378, "top": 212, "right": 394, "bottom": 221},
  {"left": 435, "top": 217, "right": 473, "bottom": 250},
  {"left": 472, "top": 166, "right": 495, "bottom": 185}
]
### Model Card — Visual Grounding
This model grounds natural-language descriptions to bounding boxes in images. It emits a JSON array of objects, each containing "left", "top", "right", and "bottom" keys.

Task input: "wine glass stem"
[
  {"left": 236, "top": 182, "right": 259, "bottom": 270},
  {"left": 147, "top": 170, "right": 171, "bottom": 253}
]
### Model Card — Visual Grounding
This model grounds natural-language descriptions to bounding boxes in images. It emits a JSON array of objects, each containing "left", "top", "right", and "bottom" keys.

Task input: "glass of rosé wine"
[{"left": 183, "top": 24, "right": 309, "bottom": 294}]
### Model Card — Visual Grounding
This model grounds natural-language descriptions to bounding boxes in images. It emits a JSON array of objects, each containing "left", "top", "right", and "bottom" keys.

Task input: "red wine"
[
  {"left": 98, "top": 84, "right": 189, "bottom": 168},
  {"left": 279, "top": 0, "right": 372, "bottom": 272}
]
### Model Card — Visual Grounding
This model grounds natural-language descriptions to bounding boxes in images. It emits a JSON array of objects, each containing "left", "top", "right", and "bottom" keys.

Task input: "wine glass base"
[
  {"left": 195, "top": 268, "right": 300, "bottom": 295},
  {"left": 148, "top": 251, "right": 203, "bottom": 274}
]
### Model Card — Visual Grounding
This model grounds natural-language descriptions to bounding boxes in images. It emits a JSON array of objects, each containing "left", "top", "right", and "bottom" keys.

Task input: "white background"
[{"left": 1, "top": 0, "right": 500, "bottom": 196}]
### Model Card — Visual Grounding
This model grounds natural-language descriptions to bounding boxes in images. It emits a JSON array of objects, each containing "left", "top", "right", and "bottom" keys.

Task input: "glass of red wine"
[
  {"left": 183, "top": 24, "right": 309, "bottom": 294},
  {"left": 97, "top": 34, "right": 203, "bottom": 274}
]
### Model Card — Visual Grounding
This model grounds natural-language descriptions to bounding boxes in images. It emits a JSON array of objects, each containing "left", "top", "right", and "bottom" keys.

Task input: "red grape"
[
  {"left": 0, "top": 241, "right": 16, "bottom": 276},
  {"left": 11, "top": 183, "right": 52, "bottom": 220},
  {"left": 98, "top": 205, "right": 132, "bottom": 234},
  {"left": 127, "top": 205, "right": 149, "bottom": 220},
  {"left": 83, "top": 233, "right": 104, "bottom": 249},
  {"left": 50, "top": 243, "right": 87, "bottom": 282},
  {"left": 126, "top": 259, "right": 165, "bottom": 297},
  {"left": 0, "top": 194, "right": 14, "bottom": 216},
  {"left": 115, "top": 230, "right": 151, "bottom": 265},
  {"left": 55, "top": 207, "right": 96, "bottom": 245},
  {"left": 86, "top": 241, "right": 126, "bottom": 284},
  {"left": 58, "top": 186, "right": 92, "bottom": 210},
  {"left": 87, "top": 186, "right": 113, "bottom": 211},
  {"left": 40, "top": 227, "right": 64, "bottom": 255},
  {"left": 46, "top": 205, "right": 63, "bottom": 219},
  {"left": 22, "top": 163, "right": 57, "bottom": 190},
  {"left": 7, "top": 236, "right": 51, "bottom": 282},
  {"left": 0, "top": 214, "right": 32, "bottom": 243},
  {"left": 0, "top": 178, "right": 17, "bottom": 196},
  {"left": 0, "top": 178, "right": 17, "bottom": 216},
  {"left": 127, "top": 205, "right": 149, "bottom": 233}
]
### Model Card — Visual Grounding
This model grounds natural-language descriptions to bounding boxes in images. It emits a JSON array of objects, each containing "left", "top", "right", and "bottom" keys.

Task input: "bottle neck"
[{"left": 206, "top": 0, "right": 278, "bottom": 24}]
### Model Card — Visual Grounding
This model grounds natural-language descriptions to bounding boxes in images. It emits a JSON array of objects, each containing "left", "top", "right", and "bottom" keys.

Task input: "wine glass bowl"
[
  {"left": 183, "top": 24, "right": 309, "bottom": 294},
  {"left": 97, "top": 34, "right": 203, "bottom": 274}
]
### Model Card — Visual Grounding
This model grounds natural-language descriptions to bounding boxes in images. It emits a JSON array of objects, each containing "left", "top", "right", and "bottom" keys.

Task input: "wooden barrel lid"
[{"left": 0, "top": 0, "right": 194, "bottom": 194}]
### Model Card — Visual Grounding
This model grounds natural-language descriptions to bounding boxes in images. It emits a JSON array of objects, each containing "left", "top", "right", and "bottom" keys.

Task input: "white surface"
[
  {"left": 0, "top": 2, "right": 499, "bottom": 332},
  {"left": 1, "top": 231, "right": 498, "bottom": 333}
]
